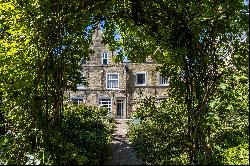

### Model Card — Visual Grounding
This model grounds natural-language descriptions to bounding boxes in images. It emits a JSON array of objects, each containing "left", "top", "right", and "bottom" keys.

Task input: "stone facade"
[{"left": 66, "top": 28, "right": 169, "bottom": 119}]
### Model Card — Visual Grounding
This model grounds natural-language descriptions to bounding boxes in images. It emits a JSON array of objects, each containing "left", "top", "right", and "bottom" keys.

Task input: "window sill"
[
  {"left": 158, "top": 84, "right": 170, "bottom": 86},
  {"left": 106, "top": 88, "right": 119, "bottom": 90},
  {"left": 77, "top": 87, "right": 86, "bottom": 90},
  {"left": 135, "top": 84, "right": 147, "bottom": 86}
]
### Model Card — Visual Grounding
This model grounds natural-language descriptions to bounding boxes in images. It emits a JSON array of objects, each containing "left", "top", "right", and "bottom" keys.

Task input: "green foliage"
[
  {"left": 128, "top": 97, "right": 189, "bottom": 165},
  {"left": 61, "top": 104, "right": 113, "bottom": 165},
  {"left": 128, "top": 95, "right": 249, "bottom": 165},
  {"left": 0, "top": 104, "right": 114, "bottom": 165},
  {"left": 112, "top": 1, "right": 249, "bottom": 165},
  {"left": 0, "top": 0, "right": 249, "bottom": 165},
  {"left": 0, "top": 0, "right": 111, "bottom": 164},
  {"left": 213, "top": 143, "right": 249, "bottom": 165}
]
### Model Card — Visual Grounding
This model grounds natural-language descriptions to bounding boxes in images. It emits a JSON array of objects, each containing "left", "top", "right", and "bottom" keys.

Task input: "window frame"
[
  {"left": 135, "top": 72, "right": 147, "bottom": 86},
  {"left": 102, "top": 52, "right": 108, "bottom": 65},
  {"left": 99, "top": 97, "right": 112, "bottom": 114},
  {"left": 106, "top": 73, "right": 119, "bottom": 89},
  {"left": 158, "top": 73, "right": 169, "bottom": 86},
  {"left": 116, "top": 99, "right": 124, "bottom": 118}
]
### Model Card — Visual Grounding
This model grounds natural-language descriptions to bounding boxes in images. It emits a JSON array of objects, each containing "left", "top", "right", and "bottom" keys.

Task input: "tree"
[
  {"left": 1, "top": 0, "right": 248, "bottom": 164},
  {"left": 0, "top": 0, "right": 108, "bottom": 163},
  {"left": 99, "top": 0, "right": 249, "bottom": 164}
]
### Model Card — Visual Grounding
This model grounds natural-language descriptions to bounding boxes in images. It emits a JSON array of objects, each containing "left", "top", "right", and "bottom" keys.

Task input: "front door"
[{"left": 116, "top": 99, "right": 124, "bottom": 119}]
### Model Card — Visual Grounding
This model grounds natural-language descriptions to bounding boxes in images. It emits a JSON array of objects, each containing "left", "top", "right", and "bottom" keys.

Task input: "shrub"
[
  {"left": 127, "top": 97, "right": 189, "bottom": 165},
  {"left": 212, "top": 128, "right": 249, "bottom": 165},
  {"left": 0, "top": 104, "right": 114, "bottom": 165},
  {"left": 60, "top": 104, "right": 114, "bottom": 165},
  {"left": 127, "top": 97, "right": 249, "bottom": 165}
]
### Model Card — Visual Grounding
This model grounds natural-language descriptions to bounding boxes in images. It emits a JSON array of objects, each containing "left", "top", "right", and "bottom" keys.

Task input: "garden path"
[{"left": 103, "top": 119, "right": 142, "bottom": 165}]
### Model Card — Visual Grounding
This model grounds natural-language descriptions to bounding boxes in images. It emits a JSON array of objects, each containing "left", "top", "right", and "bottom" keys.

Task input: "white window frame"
[
  {"left": 102, "top": 52, "right": 108, "bottom": 64},
  {"left": 106, "top": 73, "right": 119, "bottom": 89},
  {"left": 99, "top": 97, "right": 112, "bottom": 114},
  {"left": 135, "top": 72, "right": 147, "bottom": 86},
  {"left": 116, "top": 99, "right": 124, "bottom": 118},
  {"left": 158, "top": 73, "right": 169, "bottom": 86}
]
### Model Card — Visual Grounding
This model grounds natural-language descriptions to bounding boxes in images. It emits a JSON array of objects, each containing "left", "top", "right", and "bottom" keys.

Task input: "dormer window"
[{"left": 102, "top": 52, "right": 108, "bottom": 64}]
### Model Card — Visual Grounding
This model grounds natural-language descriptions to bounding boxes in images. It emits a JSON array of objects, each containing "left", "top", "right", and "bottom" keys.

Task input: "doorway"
[{"left": 116, "top": 99, "right": 124, "bottom": 119}]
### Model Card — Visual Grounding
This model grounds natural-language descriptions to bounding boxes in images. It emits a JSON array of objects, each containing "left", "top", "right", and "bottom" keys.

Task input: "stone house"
[{"left": 66, "top": 28, "right": 169, "bottom": 119}]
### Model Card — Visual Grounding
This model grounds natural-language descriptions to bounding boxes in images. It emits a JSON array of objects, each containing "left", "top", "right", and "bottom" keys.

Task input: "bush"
[
  {"left": 127, "top": 97, "right": 189, "bottom": 165},
  {"left": 212, "top": 128, "right": 249, "bottom": 165},
  {"left": 127, "top": 97, "right": 249, "bottom": 165},
  {"left": 0, "top": 104, "right": 115, "bottom": 165},
  {"left": 60, "top": 104, "right": 114, "bottom": 165}
]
